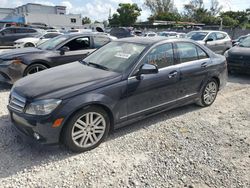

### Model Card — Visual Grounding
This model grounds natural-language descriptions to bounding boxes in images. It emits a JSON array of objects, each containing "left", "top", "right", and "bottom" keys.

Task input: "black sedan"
[
  {"left": 225, "top": 36, "right": 250, "bottom": 74},
  {"left": 0, "top": 33, "right": 116, "bottom": 84},
  {"left": 8, "top": 37, "right": 227, "bottom": 152}
]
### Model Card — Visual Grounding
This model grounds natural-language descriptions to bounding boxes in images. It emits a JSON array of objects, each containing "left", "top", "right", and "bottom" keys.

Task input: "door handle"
[
  {"left": 168, "top": 71, "right": 178, "bottom": 79},
  {"left": 201, "top": 62, "right": 208, "bottom": 68}
]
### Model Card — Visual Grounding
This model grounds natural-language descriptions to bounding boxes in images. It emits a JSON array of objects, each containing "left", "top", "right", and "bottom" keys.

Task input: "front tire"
[
  {"left": 24, "top": 64, "right": 48, "bottom": 76},
  {"left": 62, "top": 106, "right": 110, "bottom": 152},
  {"left": 196, "top": 79, "right": 218, "bottom": 107}
]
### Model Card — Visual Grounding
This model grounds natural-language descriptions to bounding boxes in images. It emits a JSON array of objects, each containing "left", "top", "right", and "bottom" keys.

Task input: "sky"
[{"left": 0, "top": 0, "right": 249, "bottom": 21}]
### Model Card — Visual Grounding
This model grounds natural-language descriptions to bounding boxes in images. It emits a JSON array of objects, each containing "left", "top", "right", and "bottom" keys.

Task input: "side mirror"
[
  {"left": 137, "top": 64, "right": 158, "bottom": 77},
  {"left": 59, "top": 46, "right": 70, "bottom": 55},
  {"left": 205, "top": 38, "right": 213, "bottom": 43}
]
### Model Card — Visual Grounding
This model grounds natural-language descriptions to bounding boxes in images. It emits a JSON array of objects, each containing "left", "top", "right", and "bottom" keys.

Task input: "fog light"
[{"left": 33, "top": 132, "right": 40, "bottom": 140}]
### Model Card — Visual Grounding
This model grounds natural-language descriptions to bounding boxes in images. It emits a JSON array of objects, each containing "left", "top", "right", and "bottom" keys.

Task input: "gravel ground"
[{"left": 0, "top": 75, "right": 249, "bottom": 188}]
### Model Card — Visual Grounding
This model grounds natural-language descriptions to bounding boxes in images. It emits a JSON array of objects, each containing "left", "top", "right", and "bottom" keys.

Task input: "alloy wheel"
[
  {"left": 71, "top": 112, "right": 106, "bottom": 148},
  {"left": 203, "top": 81, "right": 218, "bottom": 105}
]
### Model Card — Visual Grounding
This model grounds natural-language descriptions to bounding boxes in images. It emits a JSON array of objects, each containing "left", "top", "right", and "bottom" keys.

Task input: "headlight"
[
  {"left": 224, "top": 50, "right": 229, "bottom": 58},
  {"left": 25, "top": 99, "right": 62, "bottom": 115}
]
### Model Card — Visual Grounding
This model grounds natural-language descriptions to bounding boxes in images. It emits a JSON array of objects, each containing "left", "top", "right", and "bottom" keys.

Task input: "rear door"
[
  {"left": 175, "top": 42, "right": 210, "bottom": 97},
  {"left": 215, "top": 32, "right": 230, "bottom": 54},
  {"left": 126, "top": 43, "right": 181, "bottom": 120}
]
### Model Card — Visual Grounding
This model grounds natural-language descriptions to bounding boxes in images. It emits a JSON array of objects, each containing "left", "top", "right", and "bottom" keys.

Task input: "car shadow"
[
  {"left": 228, "top": 74, "right": 250, "bottom": 85},
  {"left": 0, "top": 83, "right": 12, "bottom": 92},
  {"left": 0, "top": 103, "right": 201, "bottom": 179}
]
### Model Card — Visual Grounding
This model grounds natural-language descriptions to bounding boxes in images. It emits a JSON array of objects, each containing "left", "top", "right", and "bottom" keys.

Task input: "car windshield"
[
  {"left": 37, "top": 35, "right": 71, "bottom": 50},
  {"left": 238, "top": 36, "right": 250, "bottom": 48},
  {"left": 187, "top": 32, "right": 208, "bottom": 41},
  {"left": 82, "top": 41, "right": 146, "bottom": 73}
]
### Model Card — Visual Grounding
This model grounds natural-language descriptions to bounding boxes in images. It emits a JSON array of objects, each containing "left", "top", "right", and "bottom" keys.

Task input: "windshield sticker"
[{"left": 114, "top": 52, "right": 131, "bottom": 59}]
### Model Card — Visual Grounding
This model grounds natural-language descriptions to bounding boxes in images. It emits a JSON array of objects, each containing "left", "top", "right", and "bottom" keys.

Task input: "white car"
[
  {"left": 144, "top": 32, "right": 157, "bottom": 37},
  {"left": 14, "top": 32, "right": 62, "bottom": 48}
]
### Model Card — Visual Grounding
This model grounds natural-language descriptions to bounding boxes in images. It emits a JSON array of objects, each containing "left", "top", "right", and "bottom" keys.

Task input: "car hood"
[
  {"left": 228, "top": 46, "right": 250, "bottom": 57},
  {"left": 13, "top": 62, "right": 122, "bottom": 100},
  {"left": 15, "top": 37, "right": 39, "bottom": 43},
  {"left": 0, "top": 47, "right": 43, "bottom": 60}
]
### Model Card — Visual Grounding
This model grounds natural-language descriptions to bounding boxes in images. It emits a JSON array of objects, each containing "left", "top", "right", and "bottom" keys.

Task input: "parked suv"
[
  {"left": 0, "top": 27, "right": 41, "bottom": 46},
  {"left": 187, "top": 30, "right": 232, "bottom": 54}
]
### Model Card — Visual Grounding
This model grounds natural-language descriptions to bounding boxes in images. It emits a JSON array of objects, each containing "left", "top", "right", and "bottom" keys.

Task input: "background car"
[
  {"left": 0, "top": 33, "right": 116, "bottom": 84},
  {"left": 187, "top": 30, "right": 232, "bottom": 54},
  {"left": 14, "top": 32, "right": 63, "bottom": 48},
  {"left": 158, "top": 31, "right": 178, "bottom": 37},
  {"left": 144, "top": 32, "right": 157, "bottom": 37},
  {"left": 225, "top": 36, "right": 250, "bottom": 74},
  {"left": 8, "top": 37, "right": 227, "bottom": 152},
  {"left": 0, "top": 27, "right": 42, "bottom": 46},
  {"left": 232, "top": 34, "right": 250, "bottom": 46}
]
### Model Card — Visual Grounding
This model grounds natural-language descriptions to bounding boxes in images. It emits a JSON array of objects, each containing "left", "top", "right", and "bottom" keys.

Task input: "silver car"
[{"left": 187, "top": 30, "right": 232, "bottom": 54}]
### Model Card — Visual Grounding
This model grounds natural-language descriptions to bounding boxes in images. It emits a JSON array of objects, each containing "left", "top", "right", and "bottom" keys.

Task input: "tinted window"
[
  {"left": 43, "top": 33, "right": 61, "bottom": 39},
  {"left": 207, "top": 33, "right": 217, "bottom": 41},
  {"left": 63, "top": 37, "right": 90, "bottom": 51},
  {"left": 2, "top": 28, "right": 15, "bottom": 34},
  {"left": 176, "top": 43, "right": 198, "bottom": 63},
  {"left": 16, "top": 28, "right": 36, "bottom": 33},
  {"left": 196, "top": 46, "right": 208, "bottom": 59},
  {"left": 187, "top": 32, "right": 208, "bottom": 41},
  {"left": 93, "top": 36, "right": 110, "bottom": 48},
  {"left": 144, "top": 43, "right": 174, "bottom": 69},
  {"left": 216, "top": 32, "right": 226, "bottom": 40}
]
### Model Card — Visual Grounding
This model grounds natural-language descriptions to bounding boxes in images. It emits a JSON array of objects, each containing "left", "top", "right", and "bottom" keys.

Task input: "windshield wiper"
[{"left": 80, "top": 60, "right": 109, "bottom": 71}]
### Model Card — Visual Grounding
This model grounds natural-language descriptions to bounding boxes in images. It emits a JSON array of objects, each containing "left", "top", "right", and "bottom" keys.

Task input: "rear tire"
[
  {"left": 24, "top": 64, "right": 48, "bottom": 76},
  {"left": 62, "top": 106, "right": 110, "bottom": 152},
  {"left": 196, "top": 79, "right": 218, "bottom": 107}
]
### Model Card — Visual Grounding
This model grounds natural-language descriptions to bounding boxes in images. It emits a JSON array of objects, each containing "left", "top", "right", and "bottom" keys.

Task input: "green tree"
[
  {"left": 109, "top": 3, "right": 141, "bottom": 27},
  {"left": 220, "top": 11, "right": 249, "bottom": 27},
  {"left": 82, "top": 17, "right": 91, "bottom": 25},
  {"left": 222, "top": 16, "right": 239, "bottom": 27},
  {"left": 145, "top": 0, "right": 176, "bottom": 15}
]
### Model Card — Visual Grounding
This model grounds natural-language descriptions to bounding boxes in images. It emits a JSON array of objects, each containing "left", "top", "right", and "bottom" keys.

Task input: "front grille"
[{"left": 9, "top": 92, "right": 26, "bottom": 112}]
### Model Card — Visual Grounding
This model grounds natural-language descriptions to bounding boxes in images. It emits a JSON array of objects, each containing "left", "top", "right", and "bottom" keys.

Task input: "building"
[{"left": 0, "top": 3, "right": 82, "bottom": 29}]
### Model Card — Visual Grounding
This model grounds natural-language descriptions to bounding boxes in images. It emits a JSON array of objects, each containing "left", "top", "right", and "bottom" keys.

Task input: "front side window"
[
  {"left": 206, "top": 33, "right": 217, "bottom": 41},
  {"left": 216, "top": 32, "right": 226, "bottom": 40},
  {"left": 62, "top": 37, "right": 90, "bottom": 51},
  {"left": 83, "top": 41, "right": 146, "bottom": 73},
  {"left": 2, "top": 28, "right": 15, "bottom": 34},
  {"left": 176, "top": 43, "right": 199, "bottom": 63},
  {"left": 143, "top": 43, "right": 174, "bottom": 69}
]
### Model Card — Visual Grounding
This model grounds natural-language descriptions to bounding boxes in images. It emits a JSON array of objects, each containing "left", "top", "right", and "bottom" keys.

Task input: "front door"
[{"left": 126, "top": 43, "right": 180, "bottom": 119}]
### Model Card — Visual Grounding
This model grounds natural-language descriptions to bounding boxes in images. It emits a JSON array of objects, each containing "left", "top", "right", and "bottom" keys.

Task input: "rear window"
[{"left": 93, "top": 36, "right": 110, "bottom": 48}]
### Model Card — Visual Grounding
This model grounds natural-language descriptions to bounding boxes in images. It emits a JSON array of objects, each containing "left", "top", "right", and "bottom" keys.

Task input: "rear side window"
[
  {"left": 196, "top": 46, "right": 209, "bottom": 59},
  {"left": 93, "top": 36, "right": 110, "bottom": 48},
  {"left": 216, "top": 32, "right": 227, "bottom": 40},
  {"left": 2, "top": 28, "right": 15, "bottom": 34},
  {"left": 16, "top": 28, "right": 37, "bottom": 33},
  {"left": 144, "top": 43, "right": 174, "bottom": 69},
  {"left": 176, "top": 43, "right": 199, "bottom": 63}
]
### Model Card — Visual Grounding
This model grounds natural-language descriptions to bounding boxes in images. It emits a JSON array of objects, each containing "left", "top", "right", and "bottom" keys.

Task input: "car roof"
[
  {"left": 189, "top": 30, "right": 228, "bottom": 34},
  {"left": 116, "top": 37, "right": 192, "bottom": 45},
  {"left": 62, "top": 33, "right": 111, "bottom": 38}
]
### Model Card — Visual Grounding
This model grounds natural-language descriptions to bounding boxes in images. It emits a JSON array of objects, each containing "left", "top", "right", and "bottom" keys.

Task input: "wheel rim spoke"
[
  {"left": 71, "top": 112, "right": 106, "bottom": 148},
  {"left": 203, "top": 81, "right": 217, "bottom": 105}
]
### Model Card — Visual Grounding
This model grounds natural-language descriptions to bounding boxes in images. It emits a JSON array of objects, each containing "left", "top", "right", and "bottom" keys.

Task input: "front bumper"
[
  {"left": 8, "top": 107, "right": 64, "bottom": 145},
  {"left": 0, "top": 62, "right": 27, "bottom": 84}
]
